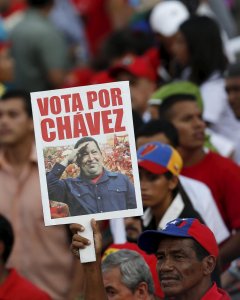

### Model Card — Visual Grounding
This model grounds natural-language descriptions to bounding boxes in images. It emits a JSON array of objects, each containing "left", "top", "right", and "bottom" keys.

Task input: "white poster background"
[{"left": 31, "top": 81, "right": 143, "bottom": 226}]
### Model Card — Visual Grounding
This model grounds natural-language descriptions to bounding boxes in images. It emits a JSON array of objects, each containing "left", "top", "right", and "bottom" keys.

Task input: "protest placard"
[{"left": 31, "top": 81, "right": 143, "bottom": 227}]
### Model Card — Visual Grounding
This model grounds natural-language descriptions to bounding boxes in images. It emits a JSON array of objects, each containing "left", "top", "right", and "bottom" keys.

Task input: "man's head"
[
  {"left": 137, "top": 142, "right": 182, "bottom": 208},
  {"left": 150, "top": 82, "right": 205, "bottom": 151},
  {"left": 138, "top": 218, "right": 218, "bottom": 298},
  {"left": 0, "top": 89, "right": 33, "bottom": 145},
  {"left": 225, "top": 62, "right": 240, "bottom": 119},
  {"left": 0, "top": 214, "right": 14, "bottom": 264},
  {"left": 158, "top": 94, "right": 206, "bottom": 150},
  {"left": 74, "top": 137, "right": 103, "bottom": 178},
  {"left": 102, "top": 249, "right": 155, "bottom": 299},
  {"left": 150, "top": 1, "right": 189, "bottom": 55}
]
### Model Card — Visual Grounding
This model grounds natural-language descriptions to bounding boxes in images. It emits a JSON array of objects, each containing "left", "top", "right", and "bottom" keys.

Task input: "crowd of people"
[{"left": 1, "top": 0, "right": 240, "bottom": 299}]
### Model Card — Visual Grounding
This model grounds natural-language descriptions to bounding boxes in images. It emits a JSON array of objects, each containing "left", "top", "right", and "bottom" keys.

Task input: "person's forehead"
[
  {"left": 0, "top": 98, "right": 26, "bottom": 112},
  {"left": 170, "top": 100, "right": 201, "bottom": 118},
  {"left": 226, "top": 76, "right": 240, "bottom": 85},
  {"left": 103, "top": 266, "right": 123, "bottom": 285},
  {"left": 157, "top": 237, "right": 195, "bottom": 252}
]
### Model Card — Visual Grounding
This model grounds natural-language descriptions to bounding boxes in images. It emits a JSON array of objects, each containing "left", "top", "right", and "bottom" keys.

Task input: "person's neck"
[
  {"left": 176, "top": 279, "right": 212, "bottom": 300},
  {"left": 151, "top": 193, "right": 173, "bottom": 227},
  {"left": 177, "top": 147, "right": 205, "bottom": 167},
  {"left": 2, "top": 135, "right": 33, "bottom": 167}
]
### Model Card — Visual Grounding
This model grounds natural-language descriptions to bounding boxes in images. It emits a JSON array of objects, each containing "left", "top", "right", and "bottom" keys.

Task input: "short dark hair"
[
  {"left": 0, "top": 89, "right": 32, "bottom": 118},
  {"left": 164, "top": 171, "right": 179, "bottom": 198},
  {"left": 225, "top": 62, "right": 240, "bottom": 78},
  {"left": 74, "top": 137, "right": 101, "bottom": 152},
  {"left": 0, "top": 214, "right": 14, "bottom": 263},
  {"left": 136, "top": 119, "right": 179, "bottom": 147},
  {"left": 27, "top": 0, "right": 54, "bottom": 8},
  {"left": 158, "top": 94, "right": 196, "bottom": 121}
]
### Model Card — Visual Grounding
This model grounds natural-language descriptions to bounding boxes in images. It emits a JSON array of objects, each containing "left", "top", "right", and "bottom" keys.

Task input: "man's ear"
[
  {"left": 202, "top": 255, "right": 216, "bottom": 276},
  {"left": 134, "top": 281, "right": 149, "bottom": 299}
]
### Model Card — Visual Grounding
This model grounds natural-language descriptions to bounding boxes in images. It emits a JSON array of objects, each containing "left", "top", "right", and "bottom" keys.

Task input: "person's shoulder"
[
  {"left": 4, "top": 269, "right": 51, "bottom": 300},
  {"left": 207, "top": 151, "right": 240, "bottom": 169}
]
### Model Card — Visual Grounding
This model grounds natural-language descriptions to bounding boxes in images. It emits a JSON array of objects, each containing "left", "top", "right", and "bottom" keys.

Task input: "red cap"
[
  {"left": 138, "top": 218, "right": 219, "bottom": 257},
  {"left": 109, "top": 55, "right": 157, "bottom": 82}
]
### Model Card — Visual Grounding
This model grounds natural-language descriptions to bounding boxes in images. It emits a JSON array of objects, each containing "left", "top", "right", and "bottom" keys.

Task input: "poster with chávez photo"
[{"left": 31, "top": 81, "right": 143, "bottom": 226}]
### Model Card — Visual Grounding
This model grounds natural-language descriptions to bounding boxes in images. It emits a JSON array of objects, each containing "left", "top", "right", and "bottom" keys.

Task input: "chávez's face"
[
  {"left": 156, "top": 238, "right": 204, "bottom": 297},
  {"left": 78, "top": 141, "right": 103, "bottom": 178}
]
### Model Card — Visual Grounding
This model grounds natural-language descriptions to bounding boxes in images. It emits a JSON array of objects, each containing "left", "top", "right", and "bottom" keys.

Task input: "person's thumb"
[{"left": 91, "top": 218, "right": 99, "bottom": 235}]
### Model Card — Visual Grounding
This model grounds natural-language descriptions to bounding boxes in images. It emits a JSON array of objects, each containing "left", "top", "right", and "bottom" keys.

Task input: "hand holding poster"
[{"left": 31, "top": 81, "right": 143, "bottom": 229}]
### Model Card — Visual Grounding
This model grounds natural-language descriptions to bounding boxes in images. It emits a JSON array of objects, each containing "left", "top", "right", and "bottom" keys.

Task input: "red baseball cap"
[
  {"left": 138, "top": 218, "right": 219, "bottom": 257},
  {"left": 109, "top": 55, "right": 157, "bottom": 82}
]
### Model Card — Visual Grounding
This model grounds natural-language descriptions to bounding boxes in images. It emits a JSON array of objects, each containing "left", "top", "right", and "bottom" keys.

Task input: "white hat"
[{"left": 150, "top": 1, "right": 189, "bottom": 37}]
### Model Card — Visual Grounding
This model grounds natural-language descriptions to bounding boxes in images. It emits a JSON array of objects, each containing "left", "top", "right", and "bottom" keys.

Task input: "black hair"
[
  {"left": 179, "top": 16, "right": 227, "bottom": 84},
  {"left": 92, "top": 28, "right": 155, "bottom": 70},
  {"left": 163, "top": 171, "right": 179, "bottom": 199},
  {"left": 0, "top": 215, "right": 14, "bottom": 263},
  {"left": 225, "top": 62, "right": 240, "bottom": 78},
  {"left": 27, "top": 0, "right": 54, "bottom": 8},
  {"left": 136, "top": 119, "right": 179, "bottom": 147},
  {"left": 158, "top": 94, "right": 196, "bottom": 121},
  {"left": 0, "top": 89, "right": 32, "bottom": 118},
  {"left": 74, "top": 137, "right": 101, "bottom": 152}
]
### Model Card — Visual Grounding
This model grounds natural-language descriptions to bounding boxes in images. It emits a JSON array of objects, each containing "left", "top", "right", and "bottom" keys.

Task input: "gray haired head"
[{"left": 102, "top": 249, "right": 155, "bottom": 295}]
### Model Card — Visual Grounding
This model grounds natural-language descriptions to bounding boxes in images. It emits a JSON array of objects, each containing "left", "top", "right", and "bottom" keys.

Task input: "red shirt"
[
  {"left": 181, "top": 152, "right": 240, "bottom": 230},
  {"left": 201, "top": 283, "right": 230, "bottom": 300},
  {"left": 0, "top": 269, "right": 51, "bottom": 300}
]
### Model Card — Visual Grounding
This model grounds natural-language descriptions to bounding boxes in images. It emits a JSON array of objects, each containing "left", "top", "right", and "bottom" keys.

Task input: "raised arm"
[{"left": 70, "top": 219, "right": 108, "bottom": 300}]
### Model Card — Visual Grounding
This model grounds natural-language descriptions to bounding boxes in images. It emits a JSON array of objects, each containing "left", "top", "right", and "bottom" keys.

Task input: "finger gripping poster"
[{"left": 31, "top": 81, "right": 143, "bottom": 225}]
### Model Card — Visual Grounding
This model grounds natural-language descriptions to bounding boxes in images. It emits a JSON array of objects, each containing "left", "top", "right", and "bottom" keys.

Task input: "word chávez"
[{"left": 37, "top": 88, "right": 126, "bottom": 142}]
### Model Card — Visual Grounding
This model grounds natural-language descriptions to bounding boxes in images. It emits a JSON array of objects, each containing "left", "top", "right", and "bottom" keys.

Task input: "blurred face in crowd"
[
  {"left": 76, "top": 141, "right": 103, "bottom": 178},
  {"left": 114, "top": 71, "right": 156, "bottom": 116},
  {"left": 225, "top": 76, "right": 240, "bottom": 119},
  {"left": 124, "top": 217, "right": 142, "bottom": 242},
  {"left": 0, "top": 98, "right": 33, "bottom": 145},
  {"left": 103, "top": 266, "right": 147, "bottom": 300},
  {"left": 156, "top": 33, "right": 178, "bottom": 56},
  {"left": 139, "top": 168, "right": 177, "bottom": 209},
  {"left": 172, "top": 31, "right": 190, "bottom": 67},
  {"left": 167, "top": 101, "right": 206, "bottom": 150},
  {"left": 148, "top": 104, "right": 159, "bottom": 120},
  {"left": 130, "top": 77, "right": 156, "bottom": 116},
  {"left": 0, "top": 47, "right": 14, "bottom": 83},
  {"left": 156, "top": 237, "right": 207, "bottom": 298}
]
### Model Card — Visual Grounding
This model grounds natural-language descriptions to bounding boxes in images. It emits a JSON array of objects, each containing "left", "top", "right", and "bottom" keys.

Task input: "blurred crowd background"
[{"left": 1, "top": 0, "right": 240, "bottom": 299}]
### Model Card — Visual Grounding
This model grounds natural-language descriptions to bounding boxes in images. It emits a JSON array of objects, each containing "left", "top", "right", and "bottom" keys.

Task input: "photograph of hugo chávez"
[{"left": 46, "top": 136, "right": 137, "bottom": 217}]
